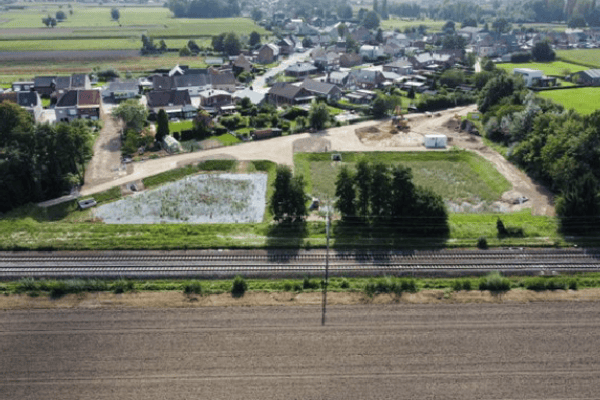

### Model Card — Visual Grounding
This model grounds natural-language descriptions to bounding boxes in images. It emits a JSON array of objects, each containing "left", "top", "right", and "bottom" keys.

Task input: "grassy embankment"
[{"left": 3, "top": 272, "right": 599, "bottom": 300}]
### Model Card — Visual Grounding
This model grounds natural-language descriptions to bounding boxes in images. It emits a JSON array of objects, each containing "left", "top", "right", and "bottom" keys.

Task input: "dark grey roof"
[
  {"left": 300, "top": 78, "right": 340, "bottom": 95},
  {"left": 71, "top": 74, "right": 88, "bottom": 88},
  {"left": 16, "top": 91, "right": 39, "bottom": 107},
  {"left": 147, "top": 90, "right": 192, "bottom": 108},
  {"left": 210, "top": 72, "right": 235, "bottom": 86},
  {"left": 349, "top": 69, "right": 383, "bottom": 84},
  {"left": 174, "top": 74, "right": 210, "bottom": 88},
  {"left": 268, "top": 83, "right": 308, "bottom": 99},
  {"left": 184, "top": 68, "right": 209, "bottom": 75},
  {"left": 285, "top": 62, "right": 318, "bottom": 73},
  {"left": 55, "top": 76, "right": 72, "bottom": 90},
  {"left": 153, "top": 75, "right": 174, "bottom": 91},
  {"left": 34, "top": 76, "right": 56, "bottom": 88},
  {"left": 385, "top": 60, "right": 413, "bottom": 68},
  {"left": 56, "top": 90, "right": 78, "bottom": 107},
  {"left": 581, "top": 69, "right": 600, "bottom": 79},
  {"left": 107, "top": 80, "right": 139, "bottom": 92}
]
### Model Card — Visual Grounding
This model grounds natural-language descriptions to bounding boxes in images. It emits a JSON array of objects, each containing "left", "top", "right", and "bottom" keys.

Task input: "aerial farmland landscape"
[{"left": 2, "top": 0, "right": 600, "bottom": 397}]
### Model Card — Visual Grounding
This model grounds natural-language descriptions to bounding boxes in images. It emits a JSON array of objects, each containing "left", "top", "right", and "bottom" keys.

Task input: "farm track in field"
[{"left": 2, "top": 248, "right": 600, "bottom": 278}]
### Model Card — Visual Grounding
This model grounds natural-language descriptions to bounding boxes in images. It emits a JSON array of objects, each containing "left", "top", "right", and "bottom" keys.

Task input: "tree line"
[
  {"left": 0, "top": 102, "right": 94, "bottom": 212},
  {"left": 168, "top": 0, "right": 240, "bottom": 18},
  {"left": 478, "top": 68, "right": 600, "bottom": 234}
]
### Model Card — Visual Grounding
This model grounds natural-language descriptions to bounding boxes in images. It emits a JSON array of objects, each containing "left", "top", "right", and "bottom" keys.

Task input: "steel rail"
[{"left": 1, "top": 249, "right": 600, "bottom": 279}]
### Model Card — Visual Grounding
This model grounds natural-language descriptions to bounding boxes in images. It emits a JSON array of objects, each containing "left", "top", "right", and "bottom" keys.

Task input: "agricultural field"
[
  {"left": 381, "top": 17, "right": 445, "bottom": 32},
  {"left": 557, "top": 49, "right": 600, "bottom": 69},
  {"left": 0, "top": 5, "right": 266, "bottom": 52},
  {"left": 95, "top": 173, "right": 267, "bottom": 224},
  {"left": 295, "top": 151, "right": 511, "bottom": 212},
  {"left": 496, "top": 61, "right": 587, "bottom": 76},
  {"left": 538, "top": 87, "right": 600, "bottom": 115}
]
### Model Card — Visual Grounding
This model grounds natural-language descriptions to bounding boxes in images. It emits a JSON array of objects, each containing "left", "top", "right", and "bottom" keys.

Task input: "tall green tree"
[
  {"left": 212, "top": 33, "right": 226, "bottom": 52},
  {"left": 362, "top": 10, "right": 380, "bottom": 29},
  {"left": 531, "top": 40, "right": 555, "bottom": 61},
  {"left": 369, "top": 162, "right": 392, "bottom": 220},
  {"left": 156, "top": 109, "right": 169, "bottom": 143},
  {"left": 355, "top": 159, "right": 372, "bottom": 219},
  {"left": 270, "top": 165, "right": 307, "bottom": 223},
  {"left": 249, "top": 31, "right": 261, "bottom": 47},
  {"left": 224, "top": 32, "right": 241, "bottom": 55},
  {"left": 335, "top": 165, "right": 356, "bottom": 220},
  {"left": 308, "top": 102, "right": 330, "bottom": 130},
  {"left": 111, "top": 7, "right": 120, "bottom": 22},
  {"left": 112, "top": 99, "right": 148, "bottom": 131}
]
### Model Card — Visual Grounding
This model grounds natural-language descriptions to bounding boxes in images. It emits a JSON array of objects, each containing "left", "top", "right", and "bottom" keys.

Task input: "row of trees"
[
  {"left": 478, "top": 70, "right": 600, "bottom": 234},
  {"left": 0, "top": 102, "right": 94, "bottom": 212},
  {"left": 168, "top": 0, "right": 240, "bottom": 18},
  {"left": 335, "top": 161, "right": 448, "bottom": 233}
]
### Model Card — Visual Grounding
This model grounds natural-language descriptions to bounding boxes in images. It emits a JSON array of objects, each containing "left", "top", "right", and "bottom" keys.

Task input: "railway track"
[{"left": 1, "top": 248, "right": 600, "bottom": 279}]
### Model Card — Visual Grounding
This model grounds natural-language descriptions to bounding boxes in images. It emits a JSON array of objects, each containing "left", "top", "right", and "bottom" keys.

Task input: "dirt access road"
[
  {"left": 81, "top": 105, "right": 553, "bottom": 215},
  {"left": 2, "top": 302, "right": 600, "bottom": 399}
]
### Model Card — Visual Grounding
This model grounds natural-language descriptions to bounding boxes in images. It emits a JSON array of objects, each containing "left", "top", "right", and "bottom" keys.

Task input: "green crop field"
[
  {"left": 0, "top": 5, "right": 267, "bottom": 52},
  {"left": 556, "top": 49, "right": 600, "bottom": 69},
  {"left": 496, "top": 61, "right": 587, "bottom": 76},
  {"left": 538, "top": 87, "right": 600, "bottom": 115},
  {"left": 294, "top": 151, "right": 511, "bottom": 205},
  {"left": 381, "top": 17, "right": 445, "bottom": 32}
]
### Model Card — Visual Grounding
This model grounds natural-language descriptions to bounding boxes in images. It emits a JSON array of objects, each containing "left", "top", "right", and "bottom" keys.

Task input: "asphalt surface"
[{"left": 2, "top": 302, "right": 600, "bottom": 399}]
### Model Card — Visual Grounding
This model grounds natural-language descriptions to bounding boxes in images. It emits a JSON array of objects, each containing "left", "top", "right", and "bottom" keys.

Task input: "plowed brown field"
[{"left": 2, "top": 302, "right": 600, "bottom": 399}]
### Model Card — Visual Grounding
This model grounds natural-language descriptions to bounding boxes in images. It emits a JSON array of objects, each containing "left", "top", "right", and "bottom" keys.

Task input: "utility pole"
[{"left": 321, "top": 197, "right": 331, "bottom": 326}]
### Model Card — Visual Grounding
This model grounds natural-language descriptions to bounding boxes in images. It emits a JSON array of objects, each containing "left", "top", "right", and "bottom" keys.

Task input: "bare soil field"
[{"left": 2, "top": 301, "right": 600, "bottom": 399}]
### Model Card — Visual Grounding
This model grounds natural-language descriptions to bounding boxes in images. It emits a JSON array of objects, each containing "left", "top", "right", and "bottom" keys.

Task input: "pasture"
[
  {"left": 496, "top": 61, "right": 587, "bottom": 76},
  {"left": 557, "top": 49, "right": 600, "bottom": 69},
  {"left": 538, "top": 87, "right": 600, "bottom": 115},
  {"left": 294, "top": 151, "right": 511, "bottom": 207},
  {"left": 381, "top": 17, "right": 445, "bottom": 32}
]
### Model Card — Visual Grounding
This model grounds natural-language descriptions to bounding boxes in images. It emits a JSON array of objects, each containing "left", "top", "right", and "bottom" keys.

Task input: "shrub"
[
  {"left": 232, "top": 275, "right": 247, "bottom": 297},
  {"left": 339, "top": 279, "right": 350, "bottom": 289},
  {"left": 569, "top": 279, "right": 578, "bottom": 290},
  {"left": 303, "top": 277, "right": 319, "bottom": 290},
  {"left": 399, "top": 278, "right": 417, "bottom": 293},
  {"left": 112, "top": 279, "right": 134, "bottom": 294},
  {"left": 477, "top": 236, "right": 488, "bottom": 249},
  {"left": 184, "top": 281, "right": 202, "bottom": 295},
  {"left": 479, "top": 272, "right": 511, "bottom": 292},
  {"left": 16, "top": 277, "right": 37, "bottom": 293}
]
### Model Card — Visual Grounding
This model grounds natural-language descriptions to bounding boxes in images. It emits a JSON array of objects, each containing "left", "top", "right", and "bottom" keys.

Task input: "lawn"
[
  {"left": 169, "top": 120, "right": 194, "bottom": 133},
  {"left": 294, "top": 151, "right": 511, "bottom": 206},
  {"left": 496, "top": 61, "right": 587, "bottom": 76},
  {"left": 538, "top": 87, "right": 600, "bottom": 115},
  {"left": 214, "top": 133, "right": 242, "bottom": 146},
  {"left": 556, "top": 49, "right": 600, "bottom": 69}
]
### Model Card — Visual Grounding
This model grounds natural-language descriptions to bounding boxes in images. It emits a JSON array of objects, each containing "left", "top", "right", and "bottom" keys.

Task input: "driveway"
[{"left": 252, "top": 50, "right": 311, "bottom": 93}]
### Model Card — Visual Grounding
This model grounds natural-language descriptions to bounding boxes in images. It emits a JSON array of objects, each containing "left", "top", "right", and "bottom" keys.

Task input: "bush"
[
  {"left": 197, "top": 159, "right": 236, "bottom": 171},
  {"left": 303, "top": 277, "right": 319, "bottom": 290},
  {"left": 232, "top": 275, "right": 247, "bottom": 297},
  {"left": 339, "top": 279, "right": 350, "bottom": 289},
  {"left": 16, "top": 277, "right": 37, "bottom": 293},
  {"left": 477, "top": 236, "right": 488, "bottom": 249},
  {"left": 479, "top": 272, "right": 511, "bottom": 292},
  {"left": 184, "top": 281, "right": 202, "bottom": 295},
  {"left": 112, "top": 279, "right": 134, "bottom": 294}
]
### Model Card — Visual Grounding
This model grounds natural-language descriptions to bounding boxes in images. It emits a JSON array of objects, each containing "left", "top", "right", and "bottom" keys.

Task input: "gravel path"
[{"left": 2, "top": 302, "right": 600, "bottom": 399}]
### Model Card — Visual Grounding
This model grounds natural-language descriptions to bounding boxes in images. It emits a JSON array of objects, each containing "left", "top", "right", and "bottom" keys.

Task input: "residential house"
[
  {"left": 232, "top": 88, "right": 265, "bottom": 105},
  {"left": 173, "top": 74, "right": 212, "bottom": 96},
  {"left": 347, "top": 69, "right": 385, "bottom": 89},
  {"left": 257, "top": 44, "right": 279, "bottom": 64},
  {"left": 574, "top": 69, "right": 600, "bottom": 86},
  {"left": 152, "top": 75, "right": 174, "bottom": 91},
  {"left": 102, "top": 80, "right": 140, "bottom": 101},
  {"left": 198, "top": 89, "right": 233, "bottom": 109},
  {"left": 351, "top": 26, "right": 373, "bottom": 43},
  {"left": 55, "top": 89, "right": 102, "bottom": 122},
  {"left": 339, "top": 53, "right": 363, "bottom": 68},
  {"left": 11, "top": 81, "right": 34, "bottom": 92},
  {"left": 513, "top": 68, "right": 543, "bottom": 87},
  {"left": 409, "top": 52, "right": 454, "bottom": 70},
  {"left": 33, "top": 76, "right": 57, "bottom": 97},
  {"left": 267, "top": 83, "right": 314, "bottom": 105},
  {"left": 327, "top": 70, "right": 349, "bottom": 86},
  {"left": 0, "top": 91, "right": 43, "bottom": 122},
  {"left": 313, "top": 51, "right": 340, "bottom": 71},
  {"left": 345, "top": 89, "right": 376, "bottom": 104},
  {"left": 285, "top": 62, "right": 318, "bottom": 77},
  {"left": 300, "top": 78, "right": 342, "bottom": 101},
  {"left": 383, "top": 60, "right": 413, "bottom": 75},
  {"left": 146, "top": 90, "right": 192, "bottom": 119},
  {"left": 210, "top": 71, "right": 236, "bottom": 92},
  {"left": 277, "top": 37, "right": 295, "bottom": 55},
  {"left": 382, "top": 42, "right": 404, "bottom": 58},
  {"left": 232, "top": 54, "right": 253, "bottom": 74},
  {"left": 34, "top": 74, "right": 92, "bottom": 97},
  {"left": 359, "top": 45, "right": 384, "bottom": 60}
]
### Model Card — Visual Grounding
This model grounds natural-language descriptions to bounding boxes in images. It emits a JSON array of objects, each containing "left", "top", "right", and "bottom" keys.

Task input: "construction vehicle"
[{"left": 391, "top": 106, "right": 409, "bottom": 132}]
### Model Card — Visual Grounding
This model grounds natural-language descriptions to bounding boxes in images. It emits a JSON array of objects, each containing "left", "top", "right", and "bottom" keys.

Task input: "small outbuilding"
[{"left": 424, "top": 134, "right": 447, "bottom": 148}]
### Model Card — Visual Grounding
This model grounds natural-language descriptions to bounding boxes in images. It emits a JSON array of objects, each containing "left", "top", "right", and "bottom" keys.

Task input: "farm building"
[
  {"left": 573, "top": 69, "right": 600, "bottom": 86},
  {"left": 424, "top": 134, "right": 447, "bottom": 148},
  {"left": 513, "top": 68, "right": 543, "bottom": 87}
]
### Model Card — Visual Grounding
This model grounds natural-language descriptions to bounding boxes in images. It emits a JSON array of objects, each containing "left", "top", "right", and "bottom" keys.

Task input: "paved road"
[
  {"left": 252, "top": 50, "right": 311, "bottom": 93},
  {"left": 2, "top": 302, "right": 600, "bottom": 399}
]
